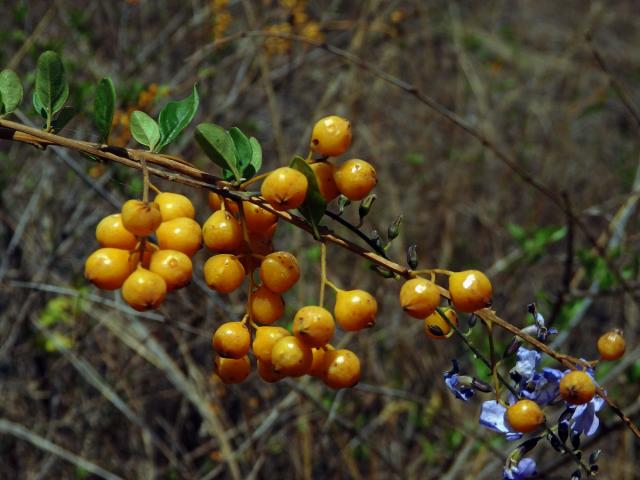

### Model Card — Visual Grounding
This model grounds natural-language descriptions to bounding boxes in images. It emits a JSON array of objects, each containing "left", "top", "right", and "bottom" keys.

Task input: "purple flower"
[
  {"left": 512, "top": 347, "right": 540, "bottom": 383},
  {"left": 571, "top": 396, "right": 604, "bottom": 436},
  {"left": 479, "top": 400, "right": 522, "bottom": 441},
  {"left": 443, "top": 361, "right": 475, "bottom": 401},
  {"left": 504, "top": 457, "right": 537, "bottom": 480}
]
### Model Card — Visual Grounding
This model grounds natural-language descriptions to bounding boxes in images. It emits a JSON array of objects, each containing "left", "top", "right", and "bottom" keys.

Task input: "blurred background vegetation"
[{"left": 1, "top": 0, "right": 639, "bottom": 478}]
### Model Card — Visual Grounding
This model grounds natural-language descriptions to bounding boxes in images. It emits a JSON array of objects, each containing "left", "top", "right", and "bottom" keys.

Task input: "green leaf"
[
  {"left": 32, "top": 91, "right": 46, "bottom": 118},
  {"left": 0, "top": 69, "right": 23, "bottom": 115},
  {"left": 289, "top": 156, "right": 326, "bottom": 237},
  {"left": 35, "top": 50, "right": 68, "bottom": 126},
  {"left": 248, "top": 137, "right": 262, "bottom": 175},
  {"left": 130, "top": 110, "right": 160, "bottom": 150},
  {"left": 94, "top": 77, "right": 116, "bottom": 143},
  {"left": 195, "top": 123, "right": 241, "bottom": 180},
  {"left": 51, "top": 106, "right": 76, "bottom": 133},
  {"left": 229, "top": 127, "right": 252, "bottom": 170},
  {"left": 157, "top": 85, "right": 199, "bottom": 151}
]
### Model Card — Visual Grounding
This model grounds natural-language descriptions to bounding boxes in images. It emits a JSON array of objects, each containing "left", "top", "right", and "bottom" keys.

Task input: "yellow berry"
[
  {"left": 308, "top": 348, "right": 327, "bottom": 377},
  {"left": 448, "top": 270, "right": 492, "bottom": 312},
  {"left": 203, "top": 254, "right": 245, "bottom": 293},
  {"left": 424, "top": 308, "right": 457, "bottom": 339},
  {"left": 597, "top": 330, "right": 626, "bottom": 361},
  {"left": 253, "top": 326, "right": 290, "bottom": 363},
  {"left": 84, "top": 248, "right": 133, "bottom": 290},
  {"left": 271, "top": 336, "right": 312, "bottom": 377},
  {"left": 310, "top": 115, "right": 352, "bottom": 157},
  {"left": 208, "top": 191, "right": 223, "bottom": 210},
  {"left": 121, "top": 268, "right": 167, "bottom": 311},
  {"left": 154, "top": 192, "right": 195, "bottom": 221},
  {"left": 95, "top": 214, "right": 137, "bottom": 250},
  {"left": 293, "top": 306, "right": 335, "bottom": 348},
  {"left": 400, "top": 278, "right": 441, "bottom": 319},
  {"left": 259, "top": 251, "right": 300, "bottom": 293},
  {"left": 333, "top": 159, "right": 377, "bottom": 201},
  {"left": 155, "top": 217, "right": 202, "bottom": 257},
  {"left": 257, "top": 359, "right": 286, "bottom": 383},
  {"left": 148, "top": 249, "right": 193, "bottom": 291},
  {"left": 121, "top": 199, "right": 162, "bottom": 237},
  {"left": 215, "top": 355, "right": 251, "bottom": 384},
  {"left": 243, "top": 201, "right": 278, "bottom": 233},
  {"left": 310, "top": 161, "right": 339, "bottom": 202},
  {"left": 212, "top": 321, "right": 251, "bottom": 359},
  {"left": 250, "top": 285, "right": 285, "bottom": 325},
  {"left": 202, "top": 209, "right": 243, "bottom": 252},
  {"left": 260, "top": 167, "right": 308, "bottom": 211},
  {"left": 334, "top": 289, "right": 377, "bottom": 331},
  {"left": 321, "top": 349, "right": 360, "bottom": 389},
  {"left": 506, "top": 400, "right": 545, "bottom": 433},
  {"left": 559, "top": 371, "right": 596, "bottom": 405}
]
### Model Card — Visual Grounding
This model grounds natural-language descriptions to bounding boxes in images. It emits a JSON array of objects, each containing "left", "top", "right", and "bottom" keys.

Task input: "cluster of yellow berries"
[{"left": 85, "top": 193, "right": 201, "bottom": 310}]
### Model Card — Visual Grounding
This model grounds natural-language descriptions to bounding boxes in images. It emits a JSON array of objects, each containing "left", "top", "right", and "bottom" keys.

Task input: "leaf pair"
[
  {"left": 33, "top": 51, "right": 69, "bottom": 130},
  {"left": 130, "top": 86, "right": 199, "bottom": 152},
  {"left": 0, "top": 69, "right": 23, "bottom": 116},
  {"left": 195, "top": 123, "right": 262, "bottom": 181}
]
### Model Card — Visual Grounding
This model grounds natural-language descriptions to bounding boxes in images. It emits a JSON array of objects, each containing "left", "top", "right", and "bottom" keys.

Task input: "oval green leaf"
[
  {"left": 0, "top": 69, "right": 23, "bottom": 115},
  {"left": 35, "top": 50, "right": 68, "bottom": 125},
  {"left": 94, "top": 77, "right": 116, "bottom": 143},
  {"left": 195, "top": 123, "right": 240, "bottom": 180},
  {"left": 157, "top": 85, "right": 199, "bottom": 151},
  {"left": 130, "top": 110, "right": 160, "bottom": 150},
  {"left": 290, "top": 156, "right": 326, "bottom": 236}
]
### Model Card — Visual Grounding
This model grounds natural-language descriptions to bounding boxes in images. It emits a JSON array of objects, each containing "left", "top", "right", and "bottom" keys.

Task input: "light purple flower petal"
[
  {"left": 513, "top": 348, "right": 540, "bottom": 382},
  {"left": 480, "top": 401, "right": 522, "bottom": 441},
  {"left": 504, "top": 458, "right": 537, "bottom": 480}
]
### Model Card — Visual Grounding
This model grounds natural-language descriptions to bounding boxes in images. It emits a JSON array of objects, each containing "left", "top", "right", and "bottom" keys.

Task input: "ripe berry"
[
  {"left": 424, "top": 308, "right": 458, "bottom": 340},
  {"left": 334, "top": 289, "right": 378, "bottom": 331},
  {"left": 260, "top": 167, "right": 308, "bottom": 211},
  {"left": 253, "top": 326, "right": 290, "bottom": 363},
  {"left": 85, "top": 248, "right": 133, "bottom": 290},
  {"left": 154, "top": 192, "right": 195, "bottom": 221},
  {"left": 271, "top": 336, "right": 312, "bottom": 377},
  {"left": 293, "top": 306, "right": 335, "bottom": 348},
  {"left": 202, "top": 209, "right": 243, "bottom": 252},
  {"left": 400, "top": 278, "right": 441, "bottom": 319},
  {"left": 506, "top": 400, "right": 545, "bottom": 433},
  {"left": 149, "top": 249, "right": 193, "bottom": 291},
  {"left": 259, "top": 251, "right": 300, "bottom": 293},
  {"left": 257, "top": 359, "right": 286, "bottom": 383},
  {"left": 203, "top": 254, "right": 245, "bottom": 293},
  {"left": 333, "top": 159, "right": 377, "bottom": 201},
  {"left": 121, "top": 199, "right": 162, "bottom": 237},
  {"left": 208, "top": 191, "right": 223, "bottom": 211},
  {"left": 448, "top": 270, "right": 492, "bottom": 312},
  {"left": 310, "top": 161, "right": 339, "bottom": 202},
  {"left": 310, "top": 115, "right": 352, "bottom": 157},
  {"left": 95, "top": 214, "right": 137, "bottom": 250},
  {"left": 250, "top": 285, "right": 285, "bottom": 325},
  {"left": 597, "top": 330, "right": 626, "bottom": 361},
  {"left": 309, "top": 347, "right": 327, "bottom": 377},
  {"left": 322, "top": 349, "right": 361, "bottom": 389},
  {"left": 156, "top": 217, "right": 202, "bottom": 257},
  {"left": 213, "top": 321, "right": 251, "bottom": 359},
  {"left": 243, "top": 201, "right": 278, "bottom": 234},
  {"left": 121, "top": 268, "right": 167, "bottom": 311},
  {"left": 215, "top": 355, "right": 251, "bottom": 384},
  {"left": 559, "top": 371, "right": 596, "bottom": 405}
]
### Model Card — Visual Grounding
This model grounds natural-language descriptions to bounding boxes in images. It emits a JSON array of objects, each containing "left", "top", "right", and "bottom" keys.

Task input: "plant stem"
[{"left": 319, "top": 242, "right": 327, "bottom": 307}]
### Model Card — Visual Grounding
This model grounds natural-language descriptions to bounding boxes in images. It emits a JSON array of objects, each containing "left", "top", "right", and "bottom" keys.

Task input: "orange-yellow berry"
[
  {"left": 155, "top": 217, "right": 202, "bottom": 257},
  {"left": 259, "top": 251, "right": 300, "bottom": 293},
  {"left": 148, "top": 249, "right": 193, "bottom": 291},
  {"left": 334, "top": 289, "right": 378, "bottom": 331},
  {"left": 154, "top": 192, "right": 195, "bottom": 221},
  {"left": 208, "top": 191, "right": 223, "bottom": 210},
  {"left": 310, "top": 115, "right": 352, "bottom": 157},
  {"left": 243, "top": 201, "right": 278, "bottom": 234},
  {"left": 260, "top": 167, "right": 308, "bottom": 211},
  {"left": 400, "top": 278, "right": 441, "bottom": 319},
  {"left": 203, "top": 254, "right": 245, "bottom": 293},
  {"left": 250, "top": 285, "right": 285, "bottom": 325},
  {"left": 215, "top": 355, "right": 251, "bottom": 384},
  {"left": 424, "top": 308, "right": 457, "bottom": 339},
  {"left": 257, "top": 359, "right": 286, "bottom": 383},
  {"left": 121, "top": 268, "right": 167, "bottom": 311},
  {"left": 308, "top": 348, "right": 327, "bottom": 377},
  {"left": 310, "top": 161, "right": 339, "bottom": 202},
  {"left": 448, "top": 270, "right": 492, "bottom": 312},
  {"left": 506, "top": 400, "right": 545, "bottom": 433},
  {"left": 559, "top": 371, "right": 596, "bottom": 405},
  {"left": 95, "top": 214, "right": 137, "bottom": 250},
  {"left": 202, "top": 209, "right": 243, "bottom": 252},
  {"left": 293, "top": 306, "right": 335, "bottom": 348},
  {"left": 271, "top": 336, "right": 312, "bottom": 377},
  {"left": 253, "top": 326, "right": 290, "bottom": 364},
  {"left": 597, "top": 330, "right": 626, "bottom": 361},
  {"left": 84, "top": 248, "right": 133, "bottom": 290},
  {"left": 321, "top": 349, "right": 361, "bottom": 389},
  {"left": 333, "top": 159, "right": 377, "bottom": 201},
  {"left": 121, "top": 199, "right": 162, "bottom": 237},
  {"left": 212, "top": 321, "right": 251, "bottom": 359}
]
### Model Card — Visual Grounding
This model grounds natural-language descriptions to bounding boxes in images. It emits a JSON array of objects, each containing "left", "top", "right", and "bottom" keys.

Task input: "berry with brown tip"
[
  {"left": 212, "top": 321, "right": 251, "bottom": 359},
  {"left": 400, "top": 278, "right": 441, "bottom": 319},
  {"left": 334, "top": 289, "right": 377, "bottom": 331},
  {"left": 85, "top": 248, "right": 133, "bottom": 290},
  {"left": 156, "top": 217, "right": 202, "bottom": 257},
  {"left": 322, "top": 349, "right": 361, "bottom": 389},
  {"left": 559, "top": 371, "right": 596, "bottom": 405},
  {"left": 202, "top": 209, "right": 243, "bottom": 252},
  {"left": 215, "top": 355, "right": 251, "bottom": 384},
  {"left": 250, "top": 285, "right": 285, "bottom": 325},
  {"left": 253, "top": 326, "right": 291, "bottom": 364},
  {"left": 310, "top": 115, "right": 352, "bottom": 157},
  {"left": 271, "top": 336, "right": 312, "bottom": 377},
  {"left": 333, "top": 159, "right": 377, "bottom": 201},
  {"left": 121, "top": 268, "right": 167, "bottom": 311},
  {"left": 259, "top": 251, "right": 300, "bottom": 293},
  {"left": 448, "top": 270, "right": 492, "bottom": 313},
  {"left": 149, "top": 249, "right": 193, "bottom": 291},
  {"left": 154, "top": 192, "right": 195, "bottom": 221},
  {"left": 203, "top": 254, "right": 245, "bottom": 293},
  {"left": 293, "top": 305, "right": 335, "bottom": 348},
  {"left": 597, "top": 330, "right": 626, "bottom": 361},
  {"left": 506, "top": 400, "right": 545, "bottom": 433},
  {"left": 95, "top": 214, "right": 137, "bottom": 250},
  {"left": 260, "top": 167, "right": 308, "bottom": 211},
  {"left": 121, "top": 199, "right": 162, "bottom": 237}
]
